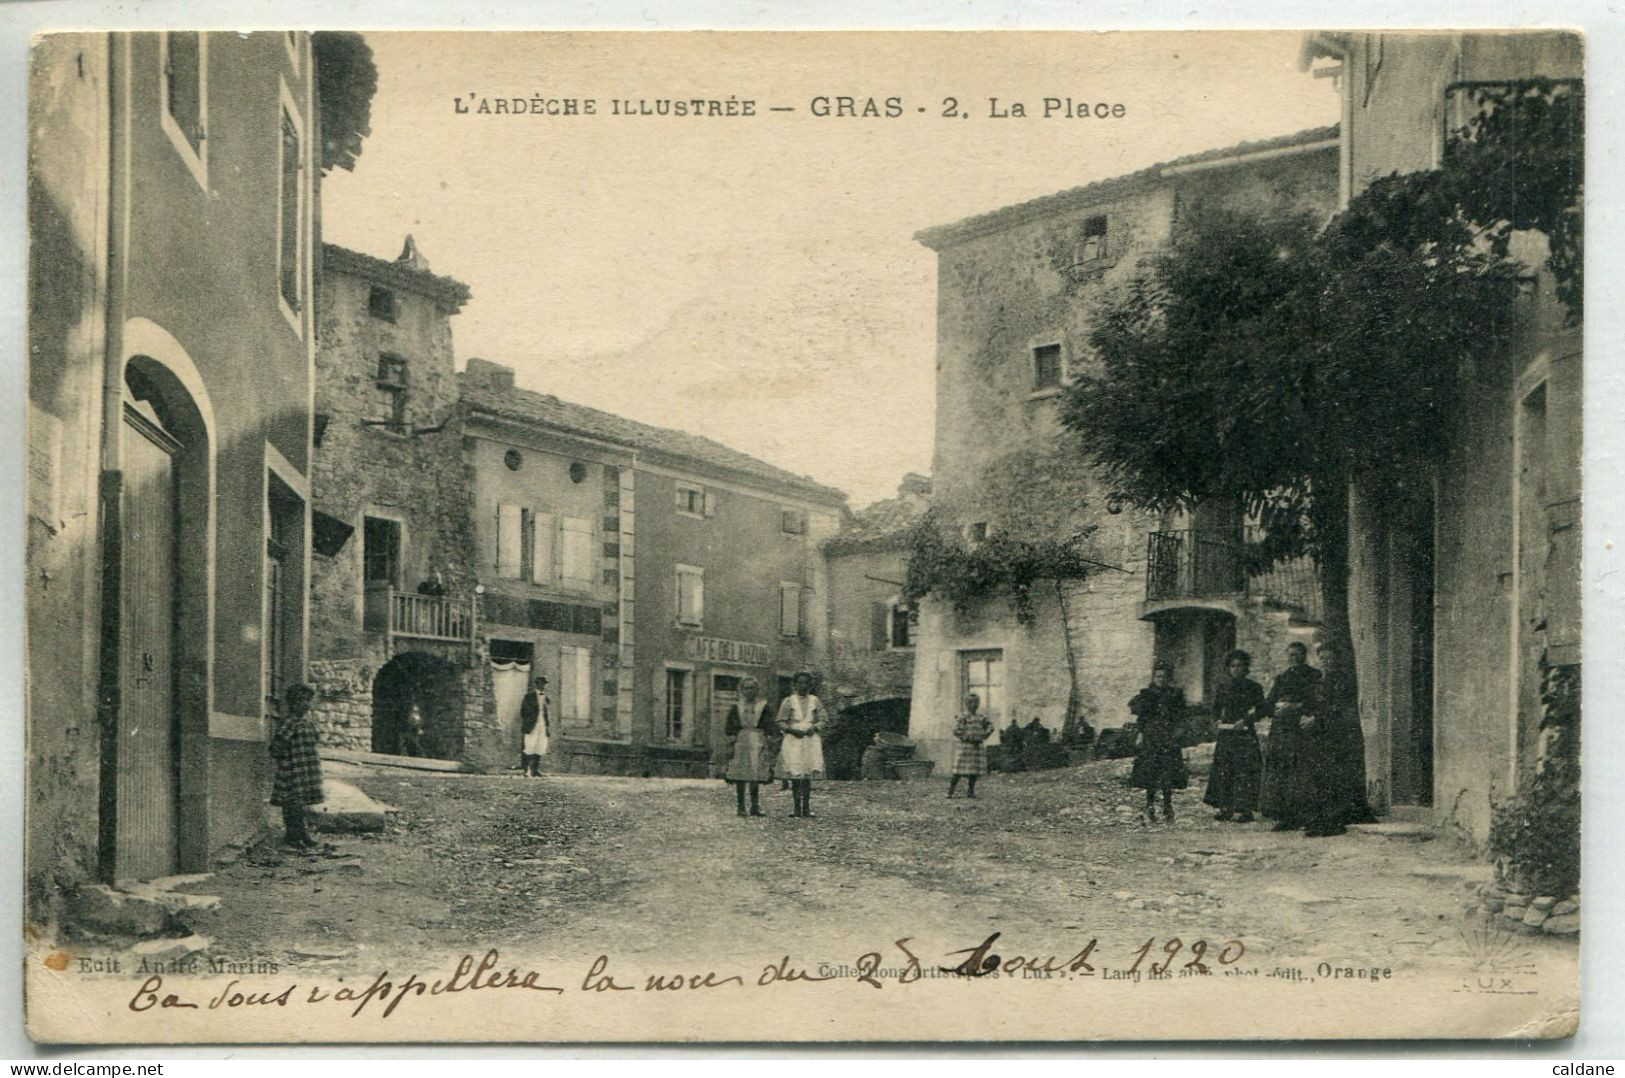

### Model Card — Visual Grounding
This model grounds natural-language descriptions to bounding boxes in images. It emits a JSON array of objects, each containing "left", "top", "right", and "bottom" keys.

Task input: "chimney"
[
  {"left": 463, "top": 357, "right": 515, "bottom": 391},
  {"left": 899, "top": 473, "right": 933, "bottom": 498}
]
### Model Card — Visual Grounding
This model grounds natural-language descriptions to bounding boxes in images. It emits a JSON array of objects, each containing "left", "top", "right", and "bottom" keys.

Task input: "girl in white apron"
[
  {"left": 775, "top": 672, "right": 828, "bottom": 818},
  {"left": 724, "top": 677, "right": 775, "bottom": 817}
]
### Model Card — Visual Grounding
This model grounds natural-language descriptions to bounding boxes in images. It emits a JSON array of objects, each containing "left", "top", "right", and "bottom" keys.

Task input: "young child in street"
[
  {"left": 1128, "top": 663, "right": 1188, "bottom": 823},
  {"left": 270, "top": 682, "right": 325, "bottom": 851},
  {"left": 947, "top": 693, "right": 994, "bottom": 799}
]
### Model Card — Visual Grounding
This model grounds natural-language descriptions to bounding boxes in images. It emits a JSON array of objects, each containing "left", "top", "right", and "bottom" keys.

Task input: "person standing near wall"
[
  {"left": 270, "top": 683, "right": 325, "bottom": 851},
  {"left": 520, "top": 674, "right": 551, "bottom": 777},
  {"left": 1296, "top": 640, "right": 1378, "bottom": 838},
  {"left": 725, "top": 676, "right": 776, "bottom": 817},
  {"left": 776, "top": 672, "right": 828, "bottom": 818}
]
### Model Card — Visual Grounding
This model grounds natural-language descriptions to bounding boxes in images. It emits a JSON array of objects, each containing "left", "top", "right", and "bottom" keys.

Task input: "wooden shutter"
[
  {"left": 497, "top": 503, "right": 522, "bottom": 577},
  {"left": 871, "top": 601, "right": 890, "bottom": 651},
  {"left": 530, "top": 511, "right": 553, "bottom": 585},
  {"left": 703, "top": 490, "right": 717, "bottom": 517}
]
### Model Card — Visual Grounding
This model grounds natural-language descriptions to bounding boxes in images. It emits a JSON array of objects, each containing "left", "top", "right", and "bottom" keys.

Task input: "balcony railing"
[
  {"left": 364, "top": 583, "right": 478, "bottom": 647},
  {"left": 1145, "top": 528, "right": 1321, "bottom": 623}
]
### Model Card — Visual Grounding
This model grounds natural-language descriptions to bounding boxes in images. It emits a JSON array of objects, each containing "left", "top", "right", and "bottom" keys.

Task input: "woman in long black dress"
[
  {"left": 1203, "top": 649, "right": 1266, "bottom": 822},
  {"left": 1260, "top": 641, "right": 1320, "bottom": 830},
  {"left": 1128, "top": 663, "right": 1187, "bottom": 823},
  {"left": 1295, "top": 640, "right": 1378, "bottom": 837}
]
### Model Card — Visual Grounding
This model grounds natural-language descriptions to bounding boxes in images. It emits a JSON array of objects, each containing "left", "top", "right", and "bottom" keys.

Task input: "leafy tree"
[
  {"left": 1061, "top": 177, "right": 1520, "bottom": 703},
  {"left": 313, "top": 32, "right": 378, "bottom": 174}
]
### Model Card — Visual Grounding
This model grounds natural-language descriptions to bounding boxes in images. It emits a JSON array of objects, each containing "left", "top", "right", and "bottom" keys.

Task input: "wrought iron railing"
[{"left": 1144, "top": 528, "right": 1321, "bottom": 622}]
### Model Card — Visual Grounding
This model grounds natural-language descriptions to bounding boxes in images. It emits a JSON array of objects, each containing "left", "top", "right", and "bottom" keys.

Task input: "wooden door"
[{"left": 117, "top": 407, "right": 181, "bottom": 879}]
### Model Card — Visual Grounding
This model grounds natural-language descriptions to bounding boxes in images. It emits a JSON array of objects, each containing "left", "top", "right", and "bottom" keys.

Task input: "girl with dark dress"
[
  {"left": 1128, "top": 663, "right": 1187, "bottom": 823},
  {"left": 1295, "top": 640, "right": 1379, "bottom": 837},
  {"left": 1259, "top": 642, "right": 1320, "bottom": 830},
  {"left": 724, "top": 677, "right": 776, "bottom": 818},
  {"left": 1203, "top": 649, "right": 1266, "bottom": 822}
]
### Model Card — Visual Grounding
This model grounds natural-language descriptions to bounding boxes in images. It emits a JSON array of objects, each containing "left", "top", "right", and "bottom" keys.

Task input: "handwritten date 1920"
[{"left": 1126, "top": 937, "right": 1246, "bottom": 976}]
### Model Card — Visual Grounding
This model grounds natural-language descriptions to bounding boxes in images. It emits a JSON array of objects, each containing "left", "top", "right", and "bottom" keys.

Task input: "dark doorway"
[
  {"left": 826, "top": 698, "right": 911, "bottom": 779},
  {"left": 1408, "top": 491, "right": 1436, "bottom": 806},
  {"left": 372, "top": 651, "right": 465, "bottom": 759}
]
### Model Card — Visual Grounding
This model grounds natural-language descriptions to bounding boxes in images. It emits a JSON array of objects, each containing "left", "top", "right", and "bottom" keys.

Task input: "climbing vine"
[{"left": 902, "top": 513, "right": 1100, "bottom": 624}]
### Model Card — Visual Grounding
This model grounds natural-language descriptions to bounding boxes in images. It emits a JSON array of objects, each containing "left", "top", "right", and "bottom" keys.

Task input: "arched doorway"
[
  {"left": 107, "top": 357, "right": 210, "bottom": 880},
  {"left": 372, "top": 651, "right": 466, "bottom": 760},
  {"left": 826, "top": 697, "right": 912, "bottom": 779}
]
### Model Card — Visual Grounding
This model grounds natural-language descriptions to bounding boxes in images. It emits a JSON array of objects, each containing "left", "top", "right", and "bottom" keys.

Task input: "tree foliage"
[
  {"left": 1445, "top": 79, "right": 1583, "bottom": 321},
  {"left": 313, "top": 32, "right": 378, "bottom": 174}
]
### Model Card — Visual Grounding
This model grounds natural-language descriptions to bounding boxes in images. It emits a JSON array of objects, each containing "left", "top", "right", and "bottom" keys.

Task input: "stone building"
[
  {"left": 460, "top": 360, "right": 848, "bottom": 777},
  {"left": 907, "top": 128, "right": 1338, "bottom": 770},
  {"left": 1300, "top": 32, "right": 1583, "bottom": 837},
  {"left": 305, "top": 240, "right": 480, "bottom": 764},
  {"left": 820, "top": 474, "right": 931, "bottom": 775},
  {"left": 28, "top": 32, "right": 328, "bottom": 904}
]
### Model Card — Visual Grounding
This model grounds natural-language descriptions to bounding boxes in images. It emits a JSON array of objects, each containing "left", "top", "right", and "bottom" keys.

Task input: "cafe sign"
[{"left": 683, "top": 635, "right": 770, "bottom": 666}]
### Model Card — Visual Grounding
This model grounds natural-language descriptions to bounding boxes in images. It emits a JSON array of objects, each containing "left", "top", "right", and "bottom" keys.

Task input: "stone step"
[
  {"left": 309, "top": 775, "right": 399, "bottom": 834},
  {"left": 320, "top": 747, "right": 478, "bottom": 773}
]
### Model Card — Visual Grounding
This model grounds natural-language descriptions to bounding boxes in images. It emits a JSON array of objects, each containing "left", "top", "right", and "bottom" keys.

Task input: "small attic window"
[
  {"left": 368, "top": 286, "right": 397, "bottom": 322},
  {"left": 1076, "top": 215, "right": 1109, "bottom": 264}
]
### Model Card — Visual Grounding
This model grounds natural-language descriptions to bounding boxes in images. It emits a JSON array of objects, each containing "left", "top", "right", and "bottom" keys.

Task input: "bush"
[{"left": 1488, "top": 765, "right": 1580, "bottom": 898}]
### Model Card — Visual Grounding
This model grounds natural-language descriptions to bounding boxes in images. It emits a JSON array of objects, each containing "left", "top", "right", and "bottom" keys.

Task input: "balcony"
[
  {"left": 1144, "top": 528, "right": 1321, "bottom": 623},
  {"left": 365, "top": 583, "right": 478, "bottom": 649}
]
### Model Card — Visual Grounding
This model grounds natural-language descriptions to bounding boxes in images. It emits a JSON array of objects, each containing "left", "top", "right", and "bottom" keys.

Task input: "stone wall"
[{"left": 307, "top": 658, "right": 375, "bottom": 751}]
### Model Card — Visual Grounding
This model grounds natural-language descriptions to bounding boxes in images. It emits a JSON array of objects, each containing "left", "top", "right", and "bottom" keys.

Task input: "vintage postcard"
[{"left": 24, "top": 29, "right": 1583, "bottom": 1043}]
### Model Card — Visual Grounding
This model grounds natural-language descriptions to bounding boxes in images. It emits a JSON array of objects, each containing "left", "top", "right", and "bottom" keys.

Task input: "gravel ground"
[{"left": 184, "top": 758, "right": 1576, "bottom": 991}]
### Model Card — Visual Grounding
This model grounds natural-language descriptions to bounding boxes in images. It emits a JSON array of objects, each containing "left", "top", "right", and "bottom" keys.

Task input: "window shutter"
[
  {"left": 497, "top": 503, "right": 522, "bottom": 577},
  {"left": 574, "top": 648, "right": 593, "bottom": 720},
  {"left": 703, "top": 490, "right": 717, "bottom": 517},
  {"left": 871, "top": 601, "right": 890, "bottom": 651},
  {"left": 530, "top": 511, "right": 554, "bottom": 585},
  {"left": 558, "top": 647, "right": 577, "bottom": 723}
]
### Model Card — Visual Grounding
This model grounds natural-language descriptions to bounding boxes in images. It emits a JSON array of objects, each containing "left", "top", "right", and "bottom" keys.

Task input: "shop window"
[{"left": 665, "top": 668, "right": 690, "bottom": 740}]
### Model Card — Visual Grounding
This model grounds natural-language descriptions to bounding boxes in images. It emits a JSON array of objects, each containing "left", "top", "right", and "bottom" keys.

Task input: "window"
[
  {"left": 559, "top": 646, "right": 593, "bottom": 724},
  {"left": 890, "top": 600, "right": 919, "bottom": 649},
  {"left": 1032, "top": 343, "right": 1063, "bottom": 391},
  {"left": 498, "top": 503, "right": 554, "bottom": 584},
  {"left": 162, "top": 32, "right": 205, "bottom": 160},
  {"left": 561, "top": 517, "right": 595, "bottom": 587},
  {"left": 665, "top": 668, "right": 690, "bottom": 740},
  {"left": 961, "top": 650, "right": 1005, "bottom": 726},
  {"left": 368, "top": 286, "right": 398, "bottom": 322},
  {"left": 779, "top": 583, "right": 803, "bottom": 638},
  {"left": 675, "top": 484, "right": 714, "bottom": 518},
  {"left": 781, "top": 508, "right": 808, "bottom": 535},
  {"left": 265, "top": 481, "right": 304, "bottom": 714},
  {"left": 676, "top": 565, "right": 705, "bottom": 627},
  {"left": 278, "top": 107, "right": 303, "bottom": 311},
  {"left": 966, "top": 521, "right": 989, "bottom": 545},
  {"left": 1076, "top": 214, "right": 1109, "bottom": 264},
  {"left": 362, "top": 516, "right": 401, "bottom": 587},
  {"left": 376, "top": 354, "right": 408, "bottom": 431}
]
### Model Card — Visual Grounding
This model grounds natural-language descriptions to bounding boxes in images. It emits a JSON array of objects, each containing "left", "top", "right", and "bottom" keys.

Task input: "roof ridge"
[
  {"left": 916, "top": 124, "right": 1338, "bottom": 249},
  {"left": 459, "top": 374, "right": 846, "bottom": 502}
]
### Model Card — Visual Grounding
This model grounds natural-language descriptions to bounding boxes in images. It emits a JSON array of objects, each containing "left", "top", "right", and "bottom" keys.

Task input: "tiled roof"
[
  {"left": 916, "top": 125, "right": 1339, "bottom": 249},
  {"left": 460, "top": 378, "right": 848, "bottom": 505},
  {"left": 324, "top": 243, "right": 472, "bottom": 313},
  {"left": 825, "top": 485, "right": 931, "bottom": 554}
]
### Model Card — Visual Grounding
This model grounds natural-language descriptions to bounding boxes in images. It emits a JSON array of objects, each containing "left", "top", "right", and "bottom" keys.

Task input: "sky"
[{"left": 321, "top": 32, "right": 1340, "bottom": 507}]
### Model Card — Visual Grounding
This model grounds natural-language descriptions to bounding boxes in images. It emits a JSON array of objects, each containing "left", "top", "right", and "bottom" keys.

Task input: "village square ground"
[{"left": 125, "top": 755, "right": 1576, "bottom": 1021}]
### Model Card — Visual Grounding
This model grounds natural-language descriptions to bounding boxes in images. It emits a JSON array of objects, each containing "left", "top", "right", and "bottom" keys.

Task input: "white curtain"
[{"left": 491, "top": 659, "right": 531, "bottom": 752}]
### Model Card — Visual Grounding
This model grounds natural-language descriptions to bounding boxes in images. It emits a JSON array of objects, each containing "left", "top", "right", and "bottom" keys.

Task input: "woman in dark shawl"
[
  {"left": 1203, "top": 649, "right": 1266, "bottom": 822},
  {"left": 1260, "top": 641, "right": 1320, "bottom": 830}
]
